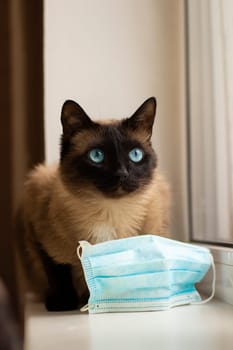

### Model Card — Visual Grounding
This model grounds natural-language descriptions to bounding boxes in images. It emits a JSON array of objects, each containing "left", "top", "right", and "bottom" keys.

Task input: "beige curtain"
[
  {"left": 0, "top": 0, "right": 44, "bottom": 324},
  {"left": 187, "top": 0, "right": 233, "bottom": 244}
]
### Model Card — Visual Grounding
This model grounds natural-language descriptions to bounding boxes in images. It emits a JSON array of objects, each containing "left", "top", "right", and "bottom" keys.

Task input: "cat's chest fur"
[
  {"left": 86, "top": 198, "right": 148, "bottom": 242},
  {"left": 60, "top": 188, "right": 149, "bottom": 244}
]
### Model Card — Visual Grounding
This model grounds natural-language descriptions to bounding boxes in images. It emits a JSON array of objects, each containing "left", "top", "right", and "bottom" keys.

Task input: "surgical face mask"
[{"left": 77, "top": 235, "right": 215, "bottom": 314}]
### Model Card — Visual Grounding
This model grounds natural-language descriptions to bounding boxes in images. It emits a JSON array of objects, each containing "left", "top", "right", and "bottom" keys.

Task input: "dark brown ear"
[
  {"left": 61, "top": 100, "right": 94, "bottom": 136},
  {"left": 122, "top": 97, "right": 157, "bottom": 140}
]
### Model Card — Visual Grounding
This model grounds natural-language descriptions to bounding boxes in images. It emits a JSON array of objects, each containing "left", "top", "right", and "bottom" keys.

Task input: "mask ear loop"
[
  {"left": 77, "top": 244, "right": 83, "bottom": 260},
  {"left": 77, "top": 240, "right": 91, "bottom": 260},
  {"left": 80, "top": 304, "right": 89, "bottom": 312},
  {"left": 191, "top": 254, "right": 216, "bottom": 305},
  {"left": 77, "top": 241, "right": 91, "bottom": 312}
]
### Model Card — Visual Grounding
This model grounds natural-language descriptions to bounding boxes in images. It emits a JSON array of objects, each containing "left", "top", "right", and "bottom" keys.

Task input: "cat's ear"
[
  {"left": 123, "top": 97, "right": 156, "bottom": 140},
  {"left": 61, "top": 100, "right": 94, "bottom": 136}
]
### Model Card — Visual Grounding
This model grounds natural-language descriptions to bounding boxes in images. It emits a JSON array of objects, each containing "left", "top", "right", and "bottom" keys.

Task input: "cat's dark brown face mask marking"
[{"left": 60, "top": 98, "right": 157, "bottom": 197}]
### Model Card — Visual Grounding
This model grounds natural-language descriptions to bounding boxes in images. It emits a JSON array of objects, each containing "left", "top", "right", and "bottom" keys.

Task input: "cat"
[{"left": 16, "top": 97, "right": 170, "bottom": 311}]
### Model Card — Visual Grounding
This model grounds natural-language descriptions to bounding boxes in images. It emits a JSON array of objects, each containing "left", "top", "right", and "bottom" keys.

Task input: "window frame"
[{"left": 185, "top": 0, "right": 233, "bottom": 305}]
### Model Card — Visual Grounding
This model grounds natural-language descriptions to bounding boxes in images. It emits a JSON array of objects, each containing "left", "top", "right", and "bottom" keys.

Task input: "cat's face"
[{"left": 60, "top": 98, "right": 157, "bottom": 197}]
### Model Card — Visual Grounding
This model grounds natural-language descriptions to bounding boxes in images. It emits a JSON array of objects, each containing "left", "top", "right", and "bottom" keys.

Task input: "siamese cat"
[{"left": 16, "top": 97, "right": 170, "bottom": 311}]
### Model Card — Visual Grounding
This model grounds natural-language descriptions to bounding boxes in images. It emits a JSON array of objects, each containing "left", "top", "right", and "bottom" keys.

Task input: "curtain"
[
  {"left": 0, "top": 0, "right": 44, "bottom": 325},
  {"left": 187, "top": 0, "right": 233, "bottom": 244}
]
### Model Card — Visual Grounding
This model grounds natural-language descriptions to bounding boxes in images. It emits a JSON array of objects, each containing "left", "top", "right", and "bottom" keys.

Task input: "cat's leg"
[
  {"left": 43, "top": 256, "right": 78, "bottom": 311},
  {"left": 35, "top": 243, "right": 78, "bottom": 312},
  {"left": 16, "top": 213, "right": 78, "bottom": 312},
  {"left": 15, "top": 210, "right": 50, "bottom": 302},
  {"left": 71, "top": 264, "right": 90, "bottom": 308}
]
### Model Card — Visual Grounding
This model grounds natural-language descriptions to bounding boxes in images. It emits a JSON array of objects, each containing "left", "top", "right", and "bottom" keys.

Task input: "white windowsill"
[
  {"left": 197, "top": 244, "right": 233, "bottom": 306},
  {"left": 207, "top": 244, "right": 233, "bottom": 265},
  {"left": 24, "top": 299, "right": 233, "bottom": 350}
]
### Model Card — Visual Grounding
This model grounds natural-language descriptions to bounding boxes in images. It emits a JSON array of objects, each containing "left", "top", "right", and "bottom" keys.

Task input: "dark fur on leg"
[{"left": 37, "top": 245, "right": 78, "bottom": 312}]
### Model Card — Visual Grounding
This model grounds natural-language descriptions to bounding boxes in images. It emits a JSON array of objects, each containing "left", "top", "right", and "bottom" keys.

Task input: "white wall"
[{"left": 44, "top": 0, "right": 187, "bottom": 240}]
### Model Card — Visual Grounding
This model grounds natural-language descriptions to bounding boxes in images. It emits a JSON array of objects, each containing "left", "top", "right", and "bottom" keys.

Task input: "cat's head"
[{"left": 60, "top": 98, "right": 157, "bottom": 197}]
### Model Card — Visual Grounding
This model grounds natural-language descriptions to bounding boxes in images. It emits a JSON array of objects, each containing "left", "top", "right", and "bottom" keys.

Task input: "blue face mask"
[{"left": 77, "top": 235, "right": 215, "bottom": 314}]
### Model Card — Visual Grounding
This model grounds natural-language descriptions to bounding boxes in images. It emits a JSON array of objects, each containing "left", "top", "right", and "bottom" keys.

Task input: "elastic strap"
[
  {"left": 80, "top": 304, "right": 89, "bottom": 312},
  {"left": 77, "top": 244, "right": 82, "bottom": 259},
  {"left": 191, "top": 254, "right": 216, "bottom": 305},
  {"left": 77, "top": 240, "right": 91, "bottom": 260}
]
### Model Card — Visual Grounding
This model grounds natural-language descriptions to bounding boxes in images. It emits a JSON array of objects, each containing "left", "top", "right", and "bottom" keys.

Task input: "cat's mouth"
[{"left": 96, "top": 178, "right": 139, "bottom": 197}]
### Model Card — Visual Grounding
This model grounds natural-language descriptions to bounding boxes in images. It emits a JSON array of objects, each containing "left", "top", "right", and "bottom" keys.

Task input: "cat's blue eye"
[
  {"left": 128, "top": 148, "right": 144, "bottom": 163},
  {"left": 89, "top": 149, "right": 105, "bottom": 163}
]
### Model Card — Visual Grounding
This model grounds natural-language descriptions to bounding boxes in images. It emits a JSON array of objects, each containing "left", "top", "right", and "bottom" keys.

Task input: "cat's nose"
[{"left": 116, "top": 167, "right": 129, "bottom": 179}]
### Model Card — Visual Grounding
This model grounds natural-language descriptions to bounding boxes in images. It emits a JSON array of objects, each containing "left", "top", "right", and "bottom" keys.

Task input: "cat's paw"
[{"left": 45, "top": 288, "right": 78, "bottom": 312}]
